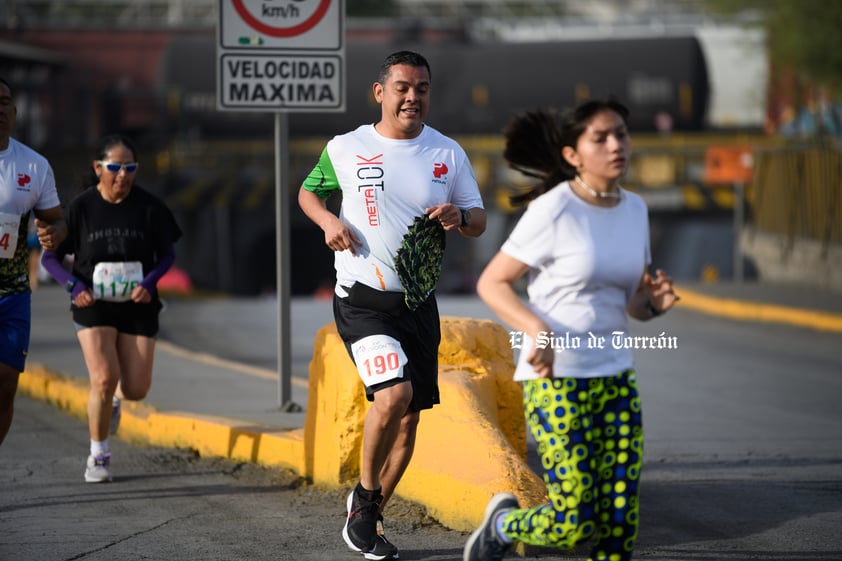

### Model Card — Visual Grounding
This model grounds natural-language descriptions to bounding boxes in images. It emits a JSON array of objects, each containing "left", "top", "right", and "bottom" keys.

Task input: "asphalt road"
[
  {"left": 1, "top": 397, "right": 465, "bottom": 561},
  {"left": 5, "top": 388, "right": 840, "bottom": 561},
  {"left": 3, "top": 288, "right": 842, "bottom": 560}
]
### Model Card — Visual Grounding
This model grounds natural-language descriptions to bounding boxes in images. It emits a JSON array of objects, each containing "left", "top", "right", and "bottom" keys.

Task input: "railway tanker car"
[{"left": 159, "top": 34, "right": 710, "bottom": 138}]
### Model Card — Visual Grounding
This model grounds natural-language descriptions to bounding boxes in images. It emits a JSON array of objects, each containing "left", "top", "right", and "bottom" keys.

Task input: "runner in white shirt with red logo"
[
  {"left": 307, "top": 123, "right": 482, "bottom": 296},
  {"left": 299, "top": 51, "right": 486, "bottom": 561},
  {"left": 0, "top": 77, "right": 66, "bottom": 447}
]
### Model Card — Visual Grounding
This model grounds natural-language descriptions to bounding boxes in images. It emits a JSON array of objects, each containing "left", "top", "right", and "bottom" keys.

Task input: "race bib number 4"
[
  {"left": 92, "top": 261, "right": 144, "bottom": 302},
  {"left": 351, "top": 335, "right": 408, "bottom": 388},
  {"left": 0, "top": 212, "right": 22, "bottom": 260}
]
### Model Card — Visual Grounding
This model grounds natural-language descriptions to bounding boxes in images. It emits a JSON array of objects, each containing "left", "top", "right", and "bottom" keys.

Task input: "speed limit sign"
[
  {"left": 220, "top": 0, "right": 342, "bottom": 49},
  {"left": 217, "top": 0, "right": 345, "bottom": 111}
]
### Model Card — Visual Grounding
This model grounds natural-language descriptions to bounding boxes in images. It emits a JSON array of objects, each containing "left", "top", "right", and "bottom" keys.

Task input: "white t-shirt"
[
  {"left": 0, "top": 137, "right": 60, "bottom": 294},
  {"left": 501, "top": 181, "right": 651, "bottom": 380},
  {"left": 303, "top": 124, "right": 483, "bottom": 295}
]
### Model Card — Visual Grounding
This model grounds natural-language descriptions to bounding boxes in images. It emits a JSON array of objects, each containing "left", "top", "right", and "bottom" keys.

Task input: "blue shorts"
[{"left": 0, "top": 291, "right": 32, "bottom": 372}]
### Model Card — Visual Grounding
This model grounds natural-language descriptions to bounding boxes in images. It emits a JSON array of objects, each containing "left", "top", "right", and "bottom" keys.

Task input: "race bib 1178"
[{"left": 92, "top": 261, "right": 143, "bottom": 302}]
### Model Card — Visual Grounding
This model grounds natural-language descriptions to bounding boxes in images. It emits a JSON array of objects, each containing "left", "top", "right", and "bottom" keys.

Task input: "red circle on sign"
[{"left": 232, "top": 0, "right": 331, "bottom": 38}]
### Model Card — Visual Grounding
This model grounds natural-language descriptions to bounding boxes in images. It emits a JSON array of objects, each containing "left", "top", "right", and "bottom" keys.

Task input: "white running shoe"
[{"left": 84, "top": 453, "right": 113, "bottom": 483}]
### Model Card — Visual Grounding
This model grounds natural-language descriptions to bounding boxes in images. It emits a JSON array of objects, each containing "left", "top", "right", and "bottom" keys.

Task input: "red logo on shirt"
[
  {"left": 433, "top": 163, "right": 448, "bottom": 178},
  {"left": 17, "top": 173, "right": 31, "bottom": 187}
]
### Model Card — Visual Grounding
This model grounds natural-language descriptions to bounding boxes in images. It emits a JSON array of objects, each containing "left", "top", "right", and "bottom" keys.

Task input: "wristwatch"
[
  {"left": 65, "top": 277, "right": 78, "bottom": 294},
  {"left": 459, "top": 208, "right": 472, "bottom": 228}
]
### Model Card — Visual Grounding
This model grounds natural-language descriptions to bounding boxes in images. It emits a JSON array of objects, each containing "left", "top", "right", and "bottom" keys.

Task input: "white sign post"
[{"left": 217, "top": 0, "right": 345, "bottom": 411}]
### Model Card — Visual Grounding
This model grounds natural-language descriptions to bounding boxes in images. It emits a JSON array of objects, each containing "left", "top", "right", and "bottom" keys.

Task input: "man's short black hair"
[{"left": 377, "top": 51, "right": 431, "bottom": 85}]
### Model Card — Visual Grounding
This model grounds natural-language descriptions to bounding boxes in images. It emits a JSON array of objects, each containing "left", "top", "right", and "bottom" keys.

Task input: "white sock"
[{"left": 90, "top": 439, "right": 110, "bottom": 457}]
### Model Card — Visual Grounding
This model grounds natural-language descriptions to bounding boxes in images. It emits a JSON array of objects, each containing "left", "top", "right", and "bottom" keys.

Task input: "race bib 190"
[
  {"left": 92, "top": 261, "right": 143, "bottom": 302},
  {"left": 351, "top": 334, "right": 408, "bottom": 388},
  {"left": 0, "top": 212, "right": 21, "bottom": 260}
]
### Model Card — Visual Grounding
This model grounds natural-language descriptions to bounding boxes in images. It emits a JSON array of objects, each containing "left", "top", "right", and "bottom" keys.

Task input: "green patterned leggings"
[{"left": 500, "top": 371, "right": 644, "bottom": 561}]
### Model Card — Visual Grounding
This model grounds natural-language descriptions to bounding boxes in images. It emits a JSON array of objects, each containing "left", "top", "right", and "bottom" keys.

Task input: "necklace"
[{"left": 574, "top": 175, "right": 621, "bottom": 200}]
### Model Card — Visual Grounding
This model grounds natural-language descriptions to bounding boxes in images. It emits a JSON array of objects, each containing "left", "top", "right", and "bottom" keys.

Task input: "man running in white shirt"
[
  {"left": 0, "top": 77, "right": 66, "bottom": 446},
  {"left": 298, "top": 50, "right": 486, "bottom": 561}
]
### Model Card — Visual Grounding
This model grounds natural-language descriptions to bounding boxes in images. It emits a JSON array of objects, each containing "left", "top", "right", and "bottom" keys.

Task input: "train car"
[
  {"left": 159, "top": 34, "right": 710, "bottom": 138},
  {"left": 694, "top": 26, "right": 767, "bottom": 130},
  {"left": 0, "top": 40, "right": 66, "bottom": 148},
  {"left": 155, "top": 34, "right": 716, "bottom": 295}
]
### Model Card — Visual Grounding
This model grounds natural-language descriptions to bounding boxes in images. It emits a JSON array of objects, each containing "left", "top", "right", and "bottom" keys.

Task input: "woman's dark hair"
[
  {"left": 83, "top": 134, "right": 138, "bottom": 188},
  {"left": 504, "top": 98, "right": 629, "bottom": 205},
  {"left": 378, "top": 50, "right": 431, "bottom": 85}
]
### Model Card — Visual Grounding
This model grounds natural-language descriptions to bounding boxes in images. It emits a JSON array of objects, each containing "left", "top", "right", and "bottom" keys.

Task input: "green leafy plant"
[{"left": 394, "top": 214, "right": 446, "bottom": 310}]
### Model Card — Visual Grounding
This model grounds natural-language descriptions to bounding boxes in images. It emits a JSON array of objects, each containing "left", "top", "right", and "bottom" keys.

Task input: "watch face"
[{"left": 461, "top": 209, "right": 471, "bottom": 227}]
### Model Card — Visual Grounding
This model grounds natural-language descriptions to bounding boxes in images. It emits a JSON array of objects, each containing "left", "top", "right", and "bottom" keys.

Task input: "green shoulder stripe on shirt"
[{"left": 302, "top": 148, "right": 340, "bottom": 199}]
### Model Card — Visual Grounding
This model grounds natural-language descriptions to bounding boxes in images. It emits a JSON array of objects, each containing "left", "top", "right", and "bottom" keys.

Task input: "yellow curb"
[
  {"left": 678, "top": 287, "right": 842, "bottom": 333},
  {"left": 19, "top": 363, "right": 90, "bottom": 421},
  {"left": 18, "top": 364, "right": 306, "bottom": 475}
]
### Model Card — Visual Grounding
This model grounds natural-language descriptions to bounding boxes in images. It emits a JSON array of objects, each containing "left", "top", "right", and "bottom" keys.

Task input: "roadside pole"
[
  {"left": 704, "top": 145, "right": 754, "bottom": 284},
  {"left": 733, "top": 182, "right": 744, "bottom": 283},
  {"left": 275, "top": 112, "right": 295, "bottom": 410},
  {"left": 217, "top": 0, "right": 346, "bottom": 409}
]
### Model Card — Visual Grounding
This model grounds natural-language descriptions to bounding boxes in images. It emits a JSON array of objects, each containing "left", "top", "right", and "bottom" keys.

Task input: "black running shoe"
[
  {"left": 463, "top": 493, "right": 519, "bottom": 561},
  {"left": 342, "top": 487, "right": 398, "bottom": 560},
  {"left": 363, "top": 534, "right": 399, "bottom": 561},
  {"left": 373, "top": 514, "right": 399, "bottom": 560}
]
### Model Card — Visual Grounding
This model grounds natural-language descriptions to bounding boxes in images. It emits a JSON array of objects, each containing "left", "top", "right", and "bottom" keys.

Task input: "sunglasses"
[{"left": 99, "top": 161, "right": 139, "bottom": 173}]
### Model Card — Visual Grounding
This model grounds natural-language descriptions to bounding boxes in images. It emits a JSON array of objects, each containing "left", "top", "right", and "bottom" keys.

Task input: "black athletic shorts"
[
  {"left": 72, "top": 299, "right": 162, "bottom": 337},
  {"left": 333, "top": 282, "right": 441, "bottom": 412}
]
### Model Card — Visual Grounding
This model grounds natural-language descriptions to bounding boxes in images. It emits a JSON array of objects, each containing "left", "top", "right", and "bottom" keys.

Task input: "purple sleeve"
[
  {"left": 140, "top": 244, "right": 176, "bottom": 292},
  {"left": 71, "top": 282, "right": 88, "bottom": 300},
  {"left": 40, "top": 250, "right": 73, "bottom": 286},
  {"left": 40, "top": 250, "right": 89, "bottom": 299}
]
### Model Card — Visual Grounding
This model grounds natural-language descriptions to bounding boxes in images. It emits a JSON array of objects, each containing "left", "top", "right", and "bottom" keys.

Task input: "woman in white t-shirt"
[{"left": 464, "top": 99, "right": 679, "bottom": 561}]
